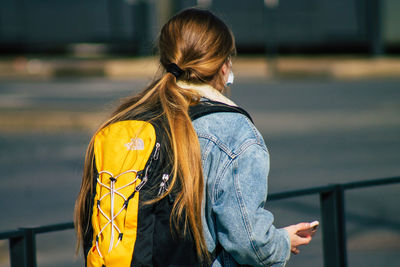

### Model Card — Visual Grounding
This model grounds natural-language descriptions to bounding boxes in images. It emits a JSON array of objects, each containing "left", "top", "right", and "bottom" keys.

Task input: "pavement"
[{"left": 0, "top": 55, "right": 400, "bottom": 80}]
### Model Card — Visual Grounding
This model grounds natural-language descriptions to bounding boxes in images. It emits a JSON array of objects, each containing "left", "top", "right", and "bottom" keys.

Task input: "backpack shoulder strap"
[
  {"left": 209, "top": 243, "right": 223, "bottom": 265},
  {"left": 189, "top": 100, "right": 253, "bottom": 123}
]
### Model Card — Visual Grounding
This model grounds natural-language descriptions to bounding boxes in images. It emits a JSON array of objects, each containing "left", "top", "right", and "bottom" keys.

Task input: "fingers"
[
  {"left": 295, "top": 222, "right": 311, "bottom": 232},
  {"left": 295, "top": 235, "right": 312, "bottom": 247},
  {"left": 295, "top": 222, "right": 316, "bottom": 239},
  {"left": 301, "top": 235, "right": 312, "bottom": 245},
  {"left": 293, "top": 232, "right": 312, "bottom": 253},
  {"left": 285, "top": 222, "right": 316, "bottom": 255}
]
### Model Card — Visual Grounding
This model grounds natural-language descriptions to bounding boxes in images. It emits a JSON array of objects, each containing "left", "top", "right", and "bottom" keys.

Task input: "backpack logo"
[{"left": 125, "top": 138, "right": 144, "bottom": 150}]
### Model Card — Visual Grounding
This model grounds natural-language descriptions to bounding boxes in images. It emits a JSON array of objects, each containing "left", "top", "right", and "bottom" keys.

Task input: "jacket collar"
[{"left": 177, "top": 81, "right": 237, "bottom": 107}]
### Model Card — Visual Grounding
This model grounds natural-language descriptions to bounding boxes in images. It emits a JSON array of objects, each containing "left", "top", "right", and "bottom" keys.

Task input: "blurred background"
[{"left": 0, "top": 0, "right": 399, "bottom": 266}]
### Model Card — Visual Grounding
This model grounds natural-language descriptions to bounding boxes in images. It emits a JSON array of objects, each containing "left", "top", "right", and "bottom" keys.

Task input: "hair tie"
[{"left": 166, "top": 63, "right": 184, "bottom": 78}]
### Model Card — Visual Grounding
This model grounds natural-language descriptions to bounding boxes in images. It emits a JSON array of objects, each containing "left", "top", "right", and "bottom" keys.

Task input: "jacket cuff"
[{"left": 273, "top": 228, "right": 291, "bottom": 266}]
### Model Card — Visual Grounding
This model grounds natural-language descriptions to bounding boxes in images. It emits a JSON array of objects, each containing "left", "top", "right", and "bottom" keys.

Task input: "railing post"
[
  {"left": 320, "top": 185, "right": 347, "bottom": 267},
  {"left": 9, "top": 235, "right": 25, "bottom": 267},
  {"left": 9, "top": 228, "right": 37, "bottom": 267}
]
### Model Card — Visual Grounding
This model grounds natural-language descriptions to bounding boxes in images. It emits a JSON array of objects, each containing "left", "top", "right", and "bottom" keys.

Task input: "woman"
[{"left": 75, "top": 8, "right": 313, "bottom": 267}]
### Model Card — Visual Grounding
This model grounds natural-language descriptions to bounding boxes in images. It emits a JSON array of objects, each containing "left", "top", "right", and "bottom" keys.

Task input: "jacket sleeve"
[{"left": 212, "top": 142, "right": 291, "bottom": 266}]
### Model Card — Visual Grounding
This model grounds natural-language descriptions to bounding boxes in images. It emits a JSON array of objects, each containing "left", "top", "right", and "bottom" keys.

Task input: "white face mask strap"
[
  {"left": 226, "top": 59, "right": 234, "bottom": 86},
  {"left": 226, "top": 70, "right": 234, "bottom": 86}
]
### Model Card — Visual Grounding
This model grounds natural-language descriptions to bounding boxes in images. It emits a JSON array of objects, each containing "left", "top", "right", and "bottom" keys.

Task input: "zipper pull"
[
  {"left": 135, "top": 176, "right": 148, "bottom": 192},
  {"left": 153, "top": 143, "right": 160, "bottom": 160},
  {"left": 158, "top": 174, "right": 169, "bottom": 196}
]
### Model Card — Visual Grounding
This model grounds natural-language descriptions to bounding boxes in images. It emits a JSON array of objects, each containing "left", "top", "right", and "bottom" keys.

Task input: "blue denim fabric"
[{"left": 192, "top": 111, "right": 291, "bottom": 267}]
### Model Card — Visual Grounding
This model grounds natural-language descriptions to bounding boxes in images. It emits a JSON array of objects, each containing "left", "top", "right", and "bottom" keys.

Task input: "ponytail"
[{"left": 157, "top": 72, "right": 208, "bottom": 260}]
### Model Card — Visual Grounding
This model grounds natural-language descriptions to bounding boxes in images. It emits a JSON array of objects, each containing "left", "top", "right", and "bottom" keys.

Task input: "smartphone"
[{"left": 297, "top": 220, "right": 319, "bottom": 237}]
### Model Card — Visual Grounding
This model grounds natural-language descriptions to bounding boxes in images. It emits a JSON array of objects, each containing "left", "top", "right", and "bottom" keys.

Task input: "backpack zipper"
[
  {"left": 158, "top": 174, "right": 170, "bottom": 196},
  {"left": 153, "top": 142, "right": 160, "bottom": 160},
  {"left": 135, "top": 142, "right": 160, "bottom": 192}
]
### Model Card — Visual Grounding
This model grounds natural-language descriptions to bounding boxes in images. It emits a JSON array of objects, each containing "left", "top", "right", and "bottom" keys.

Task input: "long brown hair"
[{"left": 74, "top": 8, "right": 236, "bottom": 261}]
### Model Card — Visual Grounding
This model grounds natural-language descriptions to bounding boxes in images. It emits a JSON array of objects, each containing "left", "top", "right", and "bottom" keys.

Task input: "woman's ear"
[{"left": 221, "top": 61, "right": 230, "bottom": 82}]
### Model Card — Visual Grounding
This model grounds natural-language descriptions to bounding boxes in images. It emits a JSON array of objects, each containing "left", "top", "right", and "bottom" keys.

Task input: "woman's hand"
[{"left": 284, "top": 223, "right": 313, "bottom": 254}]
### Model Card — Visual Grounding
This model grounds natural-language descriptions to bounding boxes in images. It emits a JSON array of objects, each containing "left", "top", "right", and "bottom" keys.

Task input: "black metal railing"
[
  {"left": 1, "top": 176, "right": 399, "bottom": 267},
  {"left": 0, "top": 222, "right": 74, "bottom": 267}
]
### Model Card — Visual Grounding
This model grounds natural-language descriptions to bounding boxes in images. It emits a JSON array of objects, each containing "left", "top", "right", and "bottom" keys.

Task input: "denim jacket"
[{"left": 181, "top": 82, "right": 291, "bottom": 266}]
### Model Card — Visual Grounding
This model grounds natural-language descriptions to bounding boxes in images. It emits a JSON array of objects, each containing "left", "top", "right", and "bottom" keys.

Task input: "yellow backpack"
[
  {"left": 87, "top": 120, "right": 159, "bottom": 266},
  {"left": 84, "top": 101, "right": 252, "bottom": 267}
]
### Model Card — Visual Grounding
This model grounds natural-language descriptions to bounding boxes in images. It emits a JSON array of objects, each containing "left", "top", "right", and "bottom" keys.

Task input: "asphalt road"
[{"left": 0, "top": 78, "right": 399, "bottom": 267}]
